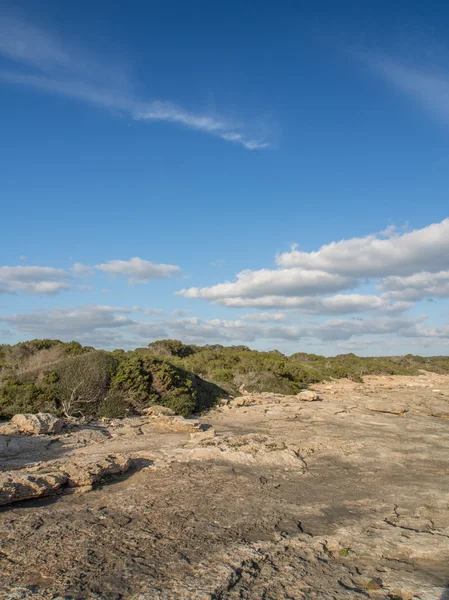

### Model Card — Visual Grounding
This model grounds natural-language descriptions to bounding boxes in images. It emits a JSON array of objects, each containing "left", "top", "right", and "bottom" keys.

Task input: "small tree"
[{"left": 60, "top": 381, "right": 102, "bottom": 418}]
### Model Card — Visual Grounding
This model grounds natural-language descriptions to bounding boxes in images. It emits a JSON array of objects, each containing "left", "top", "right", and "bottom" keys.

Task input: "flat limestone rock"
[
  {"left": 365, "top": 400, "right": 408, "bottom": 415},
  {"left": 11, "top": 413, "right": 63, "bottom": 435},
  {"left": 229, "top": 394, "right": 283, "bottom": 408},
  {"left": 178, "top": 433, "right": 306, "bottom": 470},
  {"left": 1, "top": 372, "right": 449, "bottom": 598},
  {"left": 149, "top": 414, "right": 207, "bottom": 432},
  {"left": 0, "top": 472, "right": 67, "bottom": 506},
  {"left": 0, "top": 454, "right": 133, "bottom": 506},
  {"left": 296, "top": 390, "right": 320, "bottom": 402},
  {"left": 64, "top": 454, "right": 133, "bottom": 488}
]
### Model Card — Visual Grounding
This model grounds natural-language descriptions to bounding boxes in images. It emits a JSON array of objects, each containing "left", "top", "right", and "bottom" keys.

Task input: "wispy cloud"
[
  {"left": 0, "top": 14, "right": 270, "bottom": 149},
  {"left": 363, "top": 52, "right": 449, "bottom": 127},
  {"left": 0, "top": 15, "right": 69, "bottom": 70}
]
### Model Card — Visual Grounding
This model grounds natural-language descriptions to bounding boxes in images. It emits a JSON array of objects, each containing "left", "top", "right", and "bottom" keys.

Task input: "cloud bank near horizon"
[{"left": 1, "top": 219, "right": 449, "bottom": 353}]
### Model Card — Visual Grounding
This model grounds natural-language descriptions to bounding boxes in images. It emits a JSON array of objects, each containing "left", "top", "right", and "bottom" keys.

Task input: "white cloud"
[
  {"left": 72, "top": 262, "right": 95, "bottom": 277},
  {"left": 141, "top": 315, "right": 448, "bottom": 344},
  {"left": 73, "top": 330, "right": 131, "bottom": 348},
  {"left": 0, "top": 266, "right": 71, "bottom": 295},
  {"left": 2, "top": 303, "right": 449, "bottom": 350},
  {"left": 172, "top": 309, "right": 191, "bottom": 317},
  {"left": 215, "top": 293, "right": 411, "bottom": 313},
  {"left": 309, "top": 316, "right": 424, "bottom": 341},
  {"left": 145, "top": 317, "right": 300, "bottom": 343},
  {"left": 135, "top": 307, "right": 164, "bottom": 315},
  {"left": 179, "top": 267, "right": 355, "bottom": 301},
  {"left": 381, "top": 270, "right": 449, "bottom": 301},
  {"left": 241, "top": 312, "right": 288, "bottom": 322},
  {"left": 134, "top": 104, "right": 269, "bottom": 150},
  {"left": 276, "top": 219, "right": 449, "bottom": 277},
  {"left": 0, "top": 305, "right": 134, "bottom": 336},
  {"left": 97, "top": 257, "right": 181, "bottom": 284},
  {"left": 0, "top": 257, "right": 182, "bottom": 295},
  {"left": 0, "top": 15, "right": 270, "bottom": 150},
  {"left": 307, "top": 294, "right": 411, "bottom": 314},
  {"left": 336, "top": 338, "right": 380, "bottom": 352},
  {"left": 178, "top": 220, "right": 449, "bottom": 314}
]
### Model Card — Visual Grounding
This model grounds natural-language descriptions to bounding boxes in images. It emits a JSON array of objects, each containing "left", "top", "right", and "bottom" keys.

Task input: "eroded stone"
[{"left": 11, "top": 413, "right": 63, "bottom": 435}]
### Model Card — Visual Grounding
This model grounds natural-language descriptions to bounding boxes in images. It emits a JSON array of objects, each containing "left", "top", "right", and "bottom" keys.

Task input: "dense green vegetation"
[{"left": 1, "top": 338, "right": 449, "bottom": 420}]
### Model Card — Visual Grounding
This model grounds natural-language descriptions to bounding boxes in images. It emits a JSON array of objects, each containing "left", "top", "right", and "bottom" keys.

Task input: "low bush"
[
  {"left": 1, "top": 338, "right": 449, "bottom": 421},
  {"left": 0, "top": 376, "right": 57, "bottom": 419},
  {"left": 110, "top": 356, "right": 153, "bottom": 404},
  {"left": 99, "top": 391, "right": 130, "bottom": 419},
  {"left": 235, "top": 371, "right": 301, "bottom": 395},
  {"left": 147, "top": 339, "right": 198, "bottom": 359},
  {"left": 157, "top": 393, "right": 197, "bottom": 416}
]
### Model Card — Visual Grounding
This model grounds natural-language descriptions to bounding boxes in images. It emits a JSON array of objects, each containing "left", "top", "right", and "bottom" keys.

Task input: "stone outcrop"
[
  {"left": 142, "top": 406, "right": 176, "bottom": 417},
  {"left": 296, "top": 390, "right": 320, "bottom": 402},
  {"left": 228, "top": 389, "right": 321, "bottom": 408},
  {"left": 148, "top": 413, "right": 208, "bottom": 432},
  {"left": 178, "top": 433, "right": 307, "bottom": 470},
  {"left": 0, "top": 454, "right": 133, "bottom": 506},
  {"left": 64, "top": 454, "right": 133, "bottom": 488},
  {"left": 11, "top": 413, "right": 63, "bottom": 435},
  {"left": 0, "top": 472, "right": 67, "bottom": 507},
  {"left": 1, "top": 372, "right": 449, "bottom": 599}
]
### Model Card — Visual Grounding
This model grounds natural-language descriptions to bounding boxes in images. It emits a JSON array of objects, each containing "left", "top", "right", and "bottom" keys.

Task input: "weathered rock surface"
[
  {"left": 11, "top": 413, "right": 63, "bottom": 435},
  {"left": 365, "top": 399, "right": 409, "bottom": 414},
  {"left": 64, "top": 454, "right": 133, "bottom": 488},
  {"left": 178, "top": 433, "right": 306, "bottom": 470},
  {"left": 142, "top": 405, "right": 176, "bottom": 417},
  {"left": 0, "top": 421, "right": 19, "bottom": 436},
  {"left": 1, "top": 372, "right": 449, "bottom": 599},
  {"left": 296, "top": 389, "right": 320, "bottom": 401},
  {"left": 148, "top": 413, "right": 208, "bottom": 432},
  {"left": 0, "top": 454, "right": 133, "bottom": 506},
  {"left": 0, "top": 472, "right": 66, "bottom": 506}
]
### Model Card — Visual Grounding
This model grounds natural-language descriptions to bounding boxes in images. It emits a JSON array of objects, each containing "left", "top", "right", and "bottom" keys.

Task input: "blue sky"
[{"left": 1, "top": 0, "right": 449, "bottom": 355}]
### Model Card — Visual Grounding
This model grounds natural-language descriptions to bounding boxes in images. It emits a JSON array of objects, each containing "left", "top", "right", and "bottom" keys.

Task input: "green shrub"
[
  {"left": 63, "top": 341, "right": 91, "bottom": 356},
  {"left": 156, "top": 393, "right": 197, "bottom": 416},
  {"left": 99, "top": 392, "right": 130, "bottom": 418},
  {"left": 195, "top": 378, "right": 231, "bottom": 410},
  {"left": 148, "top": 339, "right": 198, "bottom": 358},
  {"left": 209, "top": 367, "right": 234, "bottom": 383},
  {"left": 110, "top": 356, "right": 153, "bottom": 403},
  {"left": 42, "top": 370, "right": 59, "bottom": 384},
  {"left": 2, "top": 337, "right": 449, "bottom": 421},
  {"left": 17, "top": 339, "right": 63, "bottom": 352},
  {"left": 237, "top": 371, "right": 300, "bottom": 395},
  {"left": 0, "top": 376, "right": 57, "bottom": 419}
]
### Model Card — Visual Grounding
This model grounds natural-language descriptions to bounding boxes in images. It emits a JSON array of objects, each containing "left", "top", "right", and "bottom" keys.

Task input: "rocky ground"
[{"left": 0, "top": 372, "right": 448, "bottom": 600}]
